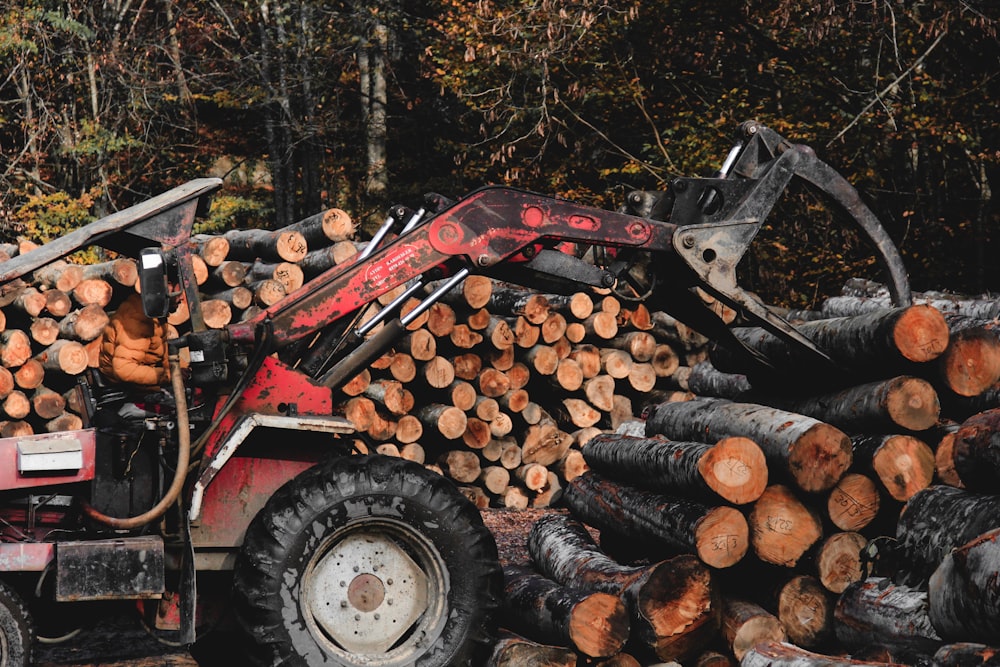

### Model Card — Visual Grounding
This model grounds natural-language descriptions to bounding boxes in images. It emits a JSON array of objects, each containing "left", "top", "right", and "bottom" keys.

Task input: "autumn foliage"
[{"left": 1, "top": 0, "right": 997, "bottom": 305}]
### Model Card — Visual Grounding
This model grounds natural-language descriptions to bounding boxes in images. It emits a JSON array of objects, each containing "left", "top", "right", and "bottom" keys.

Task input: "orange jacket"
[{"left": 99, "top": 293, "right": 168, "bottom": 391}]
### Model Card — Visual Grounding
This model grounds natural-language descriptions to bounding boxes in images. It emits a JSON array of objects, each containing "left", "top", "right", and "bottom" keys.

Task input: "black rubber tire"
[
  {"left": 0, "top": 579, "right": 34, "bottom": 667},
  {"left": 233, "top": 454, "right": 501, "bottom": 667}
]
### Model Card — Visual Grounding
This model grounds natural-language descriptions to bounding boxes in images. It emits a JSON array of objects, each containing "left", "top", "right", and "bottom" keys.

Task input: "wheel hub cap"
[{"left": 308, "top": 531, "right": 429, "bottom": 653}]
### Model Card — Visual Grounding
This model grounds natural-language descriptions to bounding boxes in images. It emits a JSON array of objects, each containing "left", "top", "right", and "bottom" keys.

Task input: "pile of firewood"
[
  {"left": 3, "top": 206, "right": 1000, "bottom": 666},
  {"left": 483, "top": 283, "right": 1000, "bottom": 665}
]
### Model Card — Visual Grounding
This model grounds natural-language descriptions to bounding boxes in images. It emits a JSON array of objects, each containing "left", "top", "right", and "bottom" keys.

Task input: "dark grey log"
[
  {"left": 644, "top": 396, "right": 851, "bottom": 493},
  {"left": 895, "top": 485, "right": 1000, "bottom": 581},
  {"left": 951, "top": 408, "right": 1000, "bottom": 491},
  {"left": 562, "top": 471, "right": 748, "bottom": 569},
  {"left": 928, "top": 527, "right": 1000, "bottom": 643},
  {"left": 834, "top": 577, "right": 942, "bottom": 654},
  {"left": 582, "top": 432, "right": 767, "bottom": 505},
  {"left": 527, "top": 513, "right": 717, "bottom": 661},
  {"left": 500, "top": 564, "right": 629, "bottom": 658},
  {"left": 768, "top": 376, "right": 940, "bottom": 434}
]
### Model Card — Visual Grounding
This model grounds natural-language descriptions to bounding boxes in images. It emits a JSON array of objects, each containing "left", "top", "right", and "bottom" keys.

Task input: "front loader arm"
[
  {"left": 226, "top": 187, "right": 679, "bottom": 349},
  {"left": 219, "top": 122, "right": 909, "bottom": 388}
]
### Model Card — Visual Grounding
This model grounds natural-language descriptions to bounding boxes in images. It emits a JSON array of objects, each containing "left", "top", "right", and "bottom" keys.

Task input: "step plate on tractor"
[{"left": 55, "top": 536, "right": 165, "bottom": 601}]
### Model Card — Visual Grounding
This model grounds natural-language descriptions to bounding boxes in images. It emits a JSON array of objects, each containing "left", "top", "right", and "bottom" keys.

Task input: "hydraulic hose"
[{"left": 80, "top": 349, "right": 191, "bottom": 530}]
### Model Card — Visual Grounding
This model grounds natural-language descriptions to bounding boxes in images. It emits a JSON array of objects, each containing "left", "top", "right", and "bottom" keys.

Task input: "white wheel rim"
[{"left": 300, "top": 518, "right": 449, "bottom": 664}]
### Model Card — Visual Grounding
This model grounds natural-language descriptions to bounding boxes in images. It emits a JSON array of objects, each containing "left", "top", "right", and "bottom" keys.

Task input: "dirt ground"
[{"left": 33, "top": 508, "right": 548, "bottom": 667}]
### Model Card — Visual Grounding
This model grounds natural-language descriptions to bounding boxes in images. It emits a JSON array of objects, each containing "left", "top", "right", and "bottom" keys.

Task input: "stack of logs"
[{"left": 4, "top": 205, "right": 1000, "bottom": 666}]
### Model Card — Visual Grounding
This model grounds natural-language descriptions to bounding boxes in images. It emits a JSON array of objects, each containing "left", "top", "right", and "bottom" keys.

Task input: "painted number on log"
[{"left": 766, "top": 516, "right": 794, "bottom": 534}]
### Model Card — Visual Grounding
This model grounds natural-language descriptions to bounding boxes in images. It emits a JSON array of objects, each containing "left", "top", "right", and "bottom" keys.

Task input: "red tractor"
[{"left": 0, "top": 122, "right": 909, "bottom": 666}]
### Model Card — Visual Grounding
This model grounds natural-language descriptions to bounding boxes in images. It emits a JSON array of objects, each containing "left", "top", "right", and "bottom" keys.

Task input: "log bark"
[
  {"left": 416, "top": 403, "right": 467, "bottom": 440},
  {"left": 950, "top": 407, "right": 1000, "bottom": 491},
  {"left": 487, "top": 287, "right": 550, "bottom": 324},
  {"left": 769, "top": 376, "right": 940, "bottom": 434},
  {"left": 486, "top": 633, "right": 576, "bottom": 667},
  {"left": 928, "top": 527, "right": 1000, "bottom": 643},
  {"left": 191, "top": 234, "right": 230, "bottom": 267},
  {"left": 581, "top": 433, "right": 767, "bottom": 505},
  {"left": 742, "top": 641, "right": 911, "bottom": 667},
  {"left": 500, "top": 564, "right": 629, "bottom": 658},
  {"left": 937, "top": 318, "right": 1000, "bottom": 397},
  {"left": 895, "top": 485, "right": 1000, "bottom": 581},
  {"left": 34, "top": 260, "right": 83, "bottom": 291},
  {"left": 282, "top": 208, "right": 355, "bottom": 246},
  {"left": 932, "top": 643, "right": 1000, "bottom": 666},
  {"left": 721, "top": 598, "right": 786, "bottom": 661},
  {"left": 223, "top": 228, "right": 308, "bottom": 263},
  {"left": 710, "top": 305, "right": 950, "bottom": 379},
  {"left": 562, "top": 471, "right": 748, "bottom": 568},
  {"left": 80, "top": 257, "right": 138, "bottom": 286},
  {"left": 748, "top": 485, "right": 823, "bottom": 567},
  {"left": 58, "top": 305, "right": 110, "bottom": 342},
  {"left": 834, "top": 577, "right": 942, "bottom": 653},
  {"left": 527, "top": 513, "right": 718, "bottom": 661},
  {"left": 644, "top": 397, "right": 852, "bottom": 493},
  {"left": 34, "top": 339, "right": 88, "bottom": 375}
]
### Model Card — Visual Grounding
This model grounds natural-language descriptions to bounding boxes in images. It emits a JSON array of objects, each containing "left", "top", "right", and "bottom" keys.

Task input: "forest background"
[{"left": 1, "top": 0, "right": 997, "bottom": 309}]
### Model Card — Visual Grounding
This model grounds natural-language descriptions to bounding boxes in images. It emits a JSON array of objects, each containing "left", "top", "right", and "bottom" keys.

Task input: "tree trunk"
[
  {"left": 834, "top": 577, "right": 942, "bottom": 653},
  {"left": 58, "top": 305, "right": 110, "bottom": 342},
  {"left": 527, "top": 513, "right": 718, "bottom": 662},
  {"left": 486, "top": 633, "right": 576, "bottom": 667},
  {"left": 721, "top": 598, "right": 786, "bottom": 661},
  {"left": 895, "top": 485, "right": 1000, "bottom": 581},
  {"left": 932, "top": 643, "right": 1000, "bottom": 666},
  {"left": 710, "top": 305, "right": 949, "bottom": 379},
  {"left": 581, "top": 433, "right": 767, "bottom": 505},
  {"left": 562, "top": 471, "right": 748, "bottom": 568},
  {"left": 223, "top": 228, "right": 308, "bottom": 263},
  {"left": 928, "top": 527, "right": 1000, "bottom": 643},
  {"left": 951, "top": 407, "right": 1000, "bottom": 491},
  {"left": 644, "top": 397, "right": 851, "bottom": 493},
  {"left": 282, "top": 208, "right": 355, "bottom": 247},
  {"left": 500, "top": 564, "right": 629, "bottom": 658},
  {"left": 743, "top": 641, "right": 912, "bottom": 667},
  {"left": 769, "top": 376, "right": 940, "bottom": 434}
]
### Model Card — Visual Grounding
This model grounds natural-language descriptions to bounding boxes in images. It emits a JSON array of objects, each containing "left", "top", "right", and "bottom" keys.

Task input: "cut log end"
[
  {"left": 886, "top": 376, "right": 941, "bottom": 431},
  {"left": 871, "top": 434, "right": 935, "bottom": 502},
  {"left": 698, "top": 436, "right": 768, "bottom": 505},
  {"left": 940, "top": 329, "right": 1000, "bottom": 397},
  {"left": 568, "top": 592, "right": 630, "bottom": 658},
  {"left": 893, "top": 304, "right": 950, "bottom": 362},
  {"left": 827, "top": 473, "right": 881, "bottom": 532},
  {"left": 787, "top": 423, "right": 852, "bottom": 493},
  {"left": 694, "top": 506, "right": 749, "bottom": 568}
]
